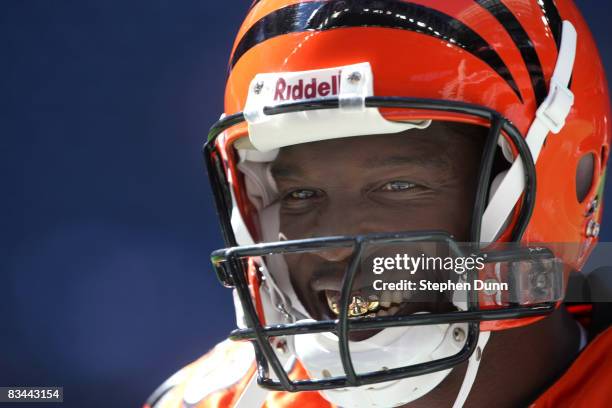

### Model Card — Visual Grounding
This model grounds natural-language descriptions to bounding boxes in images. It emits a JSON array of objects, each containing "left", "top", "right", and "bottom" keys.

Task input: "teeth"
[
  {"left": 367, "top": 294, "right": 380, "bottom": 312},
  {"left": 325, "top": 292, "right": 382, "bottom": 317},
  {"left": 392, "top": 291, "right": 403, "bottom": 304},
  {"left": 348, "top": 295, "right": 369, "bottom": 317},
  {"left": 374, "top": 304, "right": 402, "bottom": 318},
  {"left": 380, "top": 292, "right": 393, "bottom": 307},
  {"left": 326, "top": 291, "right": 340, "bottom": 315}
]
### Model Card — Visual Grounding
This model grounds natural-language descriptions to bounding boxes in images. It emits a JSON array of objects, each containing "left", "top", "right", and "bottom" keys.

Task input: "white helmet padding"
[
  {"left": 294, "top": 322, "right": 469, "bottom": 408},
  {"left": 243, "top": 62, "right": 431, "bottom": 152}
]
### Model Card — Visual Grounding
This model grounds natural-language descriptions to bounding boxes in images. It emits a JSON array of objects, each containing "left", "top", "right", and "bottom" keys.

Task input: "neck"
[{"left": 404, "top": 306, "right": 581, "bottom": 408}]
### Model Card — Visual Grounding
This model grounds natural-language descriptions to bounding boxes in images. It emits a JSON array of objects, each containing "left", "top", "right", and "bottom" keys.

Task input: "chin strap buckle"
[{"left": 536, "top": 79, "right": 575, "bottom": 134}]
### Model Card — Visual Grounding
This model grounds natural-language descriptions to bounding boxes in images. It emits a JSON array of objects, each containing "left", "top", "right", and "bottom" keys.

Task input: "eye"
[
  {"left": 377, "top": 181, "right": 418, "bottom": 192},
  {"left": 280, "top": 188, "right": 324, "bottom": 211},
  {"left": 286, "top": 189, "right": 318, "bottom": 200},
  {"left": 370, "top": 180, "right": 430, "bottom": 203}
]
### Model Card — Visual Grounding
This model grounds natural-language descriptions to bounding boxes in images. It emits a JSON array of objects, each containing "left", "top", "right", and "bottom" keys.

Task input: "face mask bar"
[
  {"left": 203, "top": 97, "right": 548, "bottom": 392},
  {"left": 211, "top": 231, "right": 557, "bottom": 391}
]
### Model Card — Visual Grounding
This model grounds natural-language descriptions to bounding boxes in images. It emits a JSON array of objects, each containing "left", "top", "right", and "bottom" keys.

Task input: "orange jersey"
[
  {"left": 147, "top": 327, "right": 612, "bottom": 408},
  {"left": 145, "top": 339, "right": 333, "bottom": 408},
  {"left": 530, "top": 326, "right": 612, "bottom": 408}
]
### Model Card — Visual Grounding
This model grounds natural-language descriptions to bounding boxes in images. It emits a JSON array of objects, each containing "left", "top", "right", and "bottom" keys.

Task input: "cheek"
[
  {"left": 427, "top": 185, "right": 475, "bottom": 239},
  {"left": 279, "top": 213, "right": 312, "bottom": 240},
  {"left": 285, "top": 253, "right": 314, "bottom": 288},
  {"left": 432, "top": 209, "right": 472, "bottom": 239},
  {"left": 367, "top": 195, "right": 473, "bottom": 238},
  {"left": 284, "top": 254, "right": 323, "bottom": 315},
  {"left": 378, "top": 206, "right": 449, "bottom": 230}
]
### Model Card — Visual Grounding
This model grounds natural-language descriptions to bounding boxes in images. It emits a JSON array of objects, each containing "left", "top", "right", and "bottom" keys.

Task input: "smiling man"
[{"left": 146, "top": 1, "right": 612, "bottom": 407}]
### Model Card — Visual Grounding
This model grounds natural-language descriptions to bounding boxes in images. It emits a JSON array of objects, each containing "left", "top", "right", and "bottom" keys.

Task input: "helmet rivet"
[
  {"left": 322, "top": 369, "right": 332, "bottom": 378},
  {"left": 586, "top": 198, "right": 599, "bottom": 216},
  {"left": 253, "top": 81, "right": 264, "bottom": 94},
  {"left": 347, "top": 71, "right": 362, "bottom": 83},
  {"left": 586, "top": 219, "right": 600, "bottom": 238},
  {"left": 452, "top": 327, "right": 466, "bottom": 343},
  {"left": 475, "top": 346, "right": 482, "bottom": 361},
  {"left": 275, "top": 340, "right": 288, "bottom": 353}
]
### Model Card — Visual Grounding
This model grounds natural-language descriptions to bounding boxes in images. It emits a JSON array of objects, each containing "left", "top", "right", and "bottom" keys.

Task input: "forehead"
[{"left": 270, "top": 122, "right": 484, "bottom": 176}]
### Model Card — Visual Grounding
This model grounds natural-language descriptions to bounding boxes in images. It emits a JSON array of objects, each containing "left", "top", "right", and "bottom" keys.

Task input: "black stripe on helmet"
[
  {"left": 539, "top": 0, "right": 571, "bottom": 89},
  {"left": 231, "top": 0, "right": 523, "bottom": 102},
  {"left": 538, "top": 0, "right": 563, "bottom": 50},
  {"left": 475, "top": 0, "right": 547, "bottom": 106}
]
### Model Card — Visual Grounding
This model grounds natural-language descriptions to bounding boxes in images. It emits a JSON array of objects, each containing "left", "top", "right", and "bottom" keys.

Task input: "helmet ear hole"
[{"left": 576, "top": 153, "right": 595, "bottom": 203}]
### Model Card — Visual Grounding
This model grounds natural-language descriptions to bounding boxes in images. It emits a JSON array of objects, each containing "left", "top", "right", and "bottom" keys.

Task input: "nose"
[
  {"left": 308, "top": 199, "right": 365, "bottom": 262},
  {"left": 290, "top": 196, "right": 374, "bottom": 262}
]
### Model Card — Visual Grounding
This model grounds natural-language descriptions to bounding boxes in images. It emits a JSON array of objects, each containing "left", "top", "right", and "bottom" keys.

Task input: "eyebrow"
[
  {"left": 271, "top": 164, "right": 302, "bottom": 178},
  {"left": 271, "top": 154, "right": 449, "bottom": 178}
]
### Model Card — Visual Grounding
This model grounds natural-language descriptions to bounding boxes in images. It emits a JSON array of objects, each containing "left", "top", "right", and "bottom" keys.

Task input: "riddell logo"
[{"left": 273, "top": 73, "right": 341, "bottom": 101}]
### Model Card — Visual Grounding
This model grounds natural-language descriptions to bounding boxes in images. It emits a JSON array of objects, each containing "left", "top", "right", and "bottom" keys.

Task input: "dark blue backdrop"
[{"left": 1, "top": 2, "right": 611, "bottom": 407}]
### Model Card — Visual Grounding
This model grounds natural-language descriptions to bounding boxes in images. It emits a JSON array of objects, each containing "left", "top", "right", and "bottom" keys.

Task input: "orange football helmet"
[{"left": 203, "top": 1, "right": 610, "bottom": 407}]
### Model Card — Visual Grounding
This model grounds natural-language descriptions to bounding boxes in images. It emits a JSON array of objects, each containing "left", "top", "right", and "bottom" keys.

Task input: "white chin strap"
[
  {"left": 452, "top": 331, "right": 491, "bottom": 408},
  {"left": 481, "top": 21, "right": 577, "bottom": 242}
]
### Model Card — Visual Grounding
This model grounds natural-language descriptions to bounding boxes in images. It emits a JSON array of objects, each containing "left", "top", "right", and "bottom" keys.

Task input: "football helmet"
[{"left": 203, "top": 1, "right": 610, "bottom": 407}]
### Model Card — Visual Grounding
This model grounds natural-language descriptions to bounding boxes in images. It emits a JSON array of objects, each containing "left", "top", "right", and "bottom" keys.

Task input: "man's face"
[{"left": 269, "top": 122, "right": 485, "bottom": 323}]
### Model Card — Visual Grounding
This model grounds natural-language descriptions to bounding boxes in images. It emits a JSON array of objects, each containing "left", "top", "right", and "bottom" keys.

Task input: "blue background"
[{"left": 1, "top": 2, "right": 611, "bottom": 407}]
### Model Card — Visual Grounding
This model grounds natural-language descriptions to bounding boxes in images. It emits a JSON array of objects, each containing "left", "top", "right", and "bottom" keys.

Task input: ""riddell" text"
[{"left": 273, "top": 74, "right": 340, "bottom": 101}]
